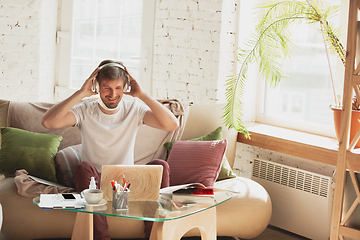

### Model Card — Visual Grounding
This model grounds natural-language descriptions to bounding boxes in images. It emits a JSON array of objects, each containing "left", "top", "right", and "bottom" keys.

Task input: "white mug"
[{"left": 81, "top": 189, "right": 103, "bottom": 204}]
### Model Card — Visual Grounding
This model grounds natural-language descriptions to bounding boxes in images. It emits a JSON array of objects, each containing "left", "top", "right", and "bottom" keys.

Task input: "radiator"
[{"left": 251, "top": 158, "right": 333, "bottom": 240}]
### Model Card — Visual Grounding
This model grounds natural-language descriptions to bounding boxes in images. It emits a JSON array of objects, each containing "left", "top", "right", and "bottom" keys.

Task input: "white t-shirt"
[{"left": 70, "top": 99, "right": 149, "bottom": 172}]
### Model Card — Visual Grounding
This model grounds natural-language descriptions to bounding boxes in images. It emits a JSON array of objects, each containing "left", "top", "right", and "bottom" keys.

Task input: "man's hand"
[
  {"left": 41, "top": 67, "right": 100, "bottom": 129},
  {"left": 123, "top": 68, "right": 144, "bottom": 98},
  {"left": 79, "top": 67, "right": 100, "bottom": 97}
]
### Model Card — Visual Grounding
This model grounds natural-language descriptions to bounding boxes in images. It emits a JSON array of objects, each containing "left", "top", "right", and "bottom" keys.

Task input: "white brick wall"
[
  {"left": 0, "top": 0, "right": 57, "bottom": 102},
  {"left": 0, "top": 0, "right": 335, "bottom": 190},
  {"left": 152, "top": 0, "right": 237, "bottom": 105},
  {"left": 0, "top": 0, "right": 237, "bottom": 105}
]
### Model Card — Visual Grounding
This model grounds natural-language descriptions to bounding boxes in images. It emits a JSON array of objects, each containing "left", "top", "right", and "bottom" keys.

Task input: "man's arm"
[
  {"left": 41, "top": 68, "right": 99, "bottom": 129},
  {"left": 139, "top": 92, "right": 179, "bottom": 131},
  {"left": 124, "top": 69, "right": 179, "bottom": 131}
]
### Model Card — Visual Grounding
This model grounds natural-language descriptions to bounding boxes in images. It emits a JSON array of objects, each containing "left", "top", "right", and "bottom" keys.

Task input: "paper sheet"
[{"left": 39, "top": 194, "right": 85, "bottom": 209}]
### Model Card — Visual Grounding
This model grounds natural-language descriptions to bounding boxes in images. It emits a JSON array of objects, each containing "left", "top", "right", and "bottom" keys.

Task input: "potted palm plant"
[{"left": 223, "top": 0, "right": 347, "bottom": 140}]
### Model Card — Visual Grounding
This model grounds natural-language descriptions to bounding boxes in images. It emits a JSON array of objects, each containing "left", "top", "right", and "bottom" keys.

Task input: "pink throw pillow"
[{"left": 167, "top": 139, "right": 227, "bottom": 187}]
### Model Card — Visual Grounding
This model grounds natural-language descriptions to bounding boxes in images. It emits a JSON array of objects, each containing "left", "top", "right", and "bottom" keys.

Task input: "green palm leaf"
[{"left": 223, "top": 0, "right": 345, "bottom": 138}]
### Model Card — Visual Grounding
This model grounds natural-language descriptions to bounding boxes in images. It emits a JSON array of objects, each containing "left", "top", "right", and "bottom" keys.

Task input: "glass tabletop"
[{"left": 33, "top": 191, "right": 231, "bottom": 222}]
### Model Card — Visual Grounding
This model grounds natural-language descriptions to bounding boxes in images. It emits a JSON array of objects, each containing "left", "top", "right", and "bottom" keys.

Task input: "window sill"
[{"left": 237, "top": 123, "right": 360, "bottom": 172}]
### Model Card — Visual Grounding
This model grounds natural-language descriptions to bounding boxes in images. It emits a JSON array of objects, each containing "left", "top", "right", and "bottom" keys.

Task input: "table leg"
[
  {"left": 149, "top": 207, "right": 217, "bottom": 240},
  {"left": 71, "top": 207, "right": 93, "bottom": 240}
]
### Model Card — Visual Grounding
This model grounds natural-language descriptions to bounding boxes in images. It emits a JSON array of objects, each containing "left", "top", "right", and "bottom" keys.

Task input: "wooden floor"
[
  {"left": 1, "top": 199, "right": 306, "bottom": 240},
  {"left": 247, "top": 226, "right": 309, "bottom": 240},
  {"left": 1, "top": 199, "right": 307, "bottom": 240},
  {"left": 0, "top": 226, "right": 308, "bottom": 240},
  {"left": 1, "top": 197, "right": 307, "bottom": 240}
]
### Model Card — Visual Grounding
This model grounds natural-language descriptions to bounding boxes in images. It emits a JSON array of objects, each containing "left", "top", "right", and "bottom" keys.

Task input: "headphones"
[{"left": 92, "top": 62, "right": 130, "bottom": 93}]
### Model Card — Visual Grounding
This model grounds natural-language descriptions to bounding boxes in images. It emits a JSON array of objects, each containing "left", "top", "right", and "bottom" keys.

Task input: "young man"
[{"left": 41, "top": 60, "right": 179, "bottom": 240}]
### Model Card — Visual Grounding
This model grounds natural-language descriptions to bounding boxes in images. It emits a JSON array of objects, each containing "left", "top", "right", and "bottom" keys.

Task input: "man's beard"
[{"left": 98, "top": 96, "right": 121, "bottom": 111}]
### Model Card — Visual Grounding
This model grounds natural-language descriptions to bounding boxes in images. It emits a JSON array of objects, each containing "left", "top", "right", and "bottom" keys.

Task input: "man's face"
[{"left": 99, "top": 78, "right": 125, "bottom": 109}]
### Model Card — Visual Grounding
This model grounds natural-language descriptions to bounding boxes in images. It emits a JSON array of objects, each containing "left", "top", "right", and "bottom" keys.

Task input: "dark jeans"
[{"left": 73, "top": 160, "right": 170, "bottom": 240}]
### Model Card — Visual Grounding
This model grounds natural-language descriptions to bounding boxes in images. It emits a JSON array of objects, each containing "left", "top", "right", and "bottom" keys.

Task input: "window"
[
  {"left": 56, "top": 0, "right": 155, "bottom": 100},
  {"left": 238, "top": 0, "right": 348, "bottom": 138}
]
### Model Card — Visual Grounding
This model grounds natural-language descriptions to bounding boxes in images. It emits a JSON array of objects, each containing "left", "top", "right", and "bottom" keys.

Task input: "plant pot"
[{"left": 332, "top": 107, "right": 360, "bottom": 149}]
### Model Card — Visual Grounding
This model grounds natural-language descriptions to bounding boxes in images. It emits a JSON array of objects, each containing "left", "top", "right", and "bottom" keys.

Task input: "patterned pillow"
[
  {"left": 167, "top": 139, "right": 227, "bottom": 187},
  {"left": 164, "top": 126, "right": 236, "bottom": 181},
  {"left": 55, "top": 144, "right": 82, "bottom": 187}
]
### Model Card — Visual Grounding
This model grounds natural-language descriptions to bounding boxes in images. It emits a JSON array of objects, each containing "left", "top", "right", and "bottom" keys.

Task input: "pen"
[{"left": 111, "top": 180, "right": 116, "bottom": 192}]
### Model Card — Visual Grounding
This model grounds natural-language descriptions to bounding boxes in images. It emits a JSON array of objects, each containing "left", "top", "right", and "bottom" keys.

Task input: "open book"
[
  {"left": 29, "top": 175, "right": 65, "bottom": 188},
  {"left": 160, "top": 183, "right": 215, "bottom": 204},
  {"left": 160, "top": 183, "right": 213, "bottom": 194}
]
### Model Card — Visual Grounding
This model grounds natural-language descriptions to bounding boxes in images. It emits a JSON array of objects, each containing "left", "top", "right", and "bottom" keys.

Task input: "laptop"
[{"left": 100, "top": 165, "right": 163, "bottom": 201}]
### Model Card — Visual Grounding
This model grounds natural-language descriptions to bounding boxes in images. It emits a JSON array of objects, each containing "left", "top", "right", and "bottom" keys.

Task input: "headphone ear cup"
[
  {"left": 123, "top": 78, "right": 130, "bottom": 92},
  {"left": 95, "top": 81, "right": 100, "bottom": 93},
  {"left": 92, "top": 78, "right": 97, "bottom": 93}
]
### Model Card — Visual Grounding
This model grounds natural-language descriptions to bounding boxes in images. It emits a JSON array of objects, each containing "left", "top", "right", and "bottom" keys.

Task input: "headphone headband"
[
  {"left": 99, "top": 62, "right": 125, "bottom": 71},
  {"left": 93, "top": 61, "right": 130, "bottom": 94}
]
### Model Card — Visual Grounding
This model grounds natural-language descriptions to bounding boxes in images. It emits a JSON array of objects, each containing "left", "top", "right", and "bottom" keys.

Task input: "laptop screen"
[{"left": 100, "top": 165, "right": 163, "bottom": 201}]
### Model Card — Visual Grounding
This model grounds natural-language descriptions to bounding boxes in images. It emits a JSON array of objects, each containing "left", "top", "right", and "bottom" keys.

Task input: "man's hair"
[{"left": 97, "top": 60, "right": 129, "bottom": 86}]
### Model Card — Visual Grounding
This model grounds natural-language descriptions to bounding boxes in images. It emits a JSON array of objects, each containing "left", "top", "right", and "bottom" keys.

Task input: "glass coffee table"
[{"left": 34, "top": 191, "right": 231, "bottom": 240}]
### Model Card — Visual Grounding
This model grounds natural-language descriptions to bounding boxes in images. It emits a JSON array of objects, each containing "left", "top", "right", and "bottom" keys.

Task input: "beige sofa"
[{"left": 0, "top": 99, "right": 271, "bottom": 240}]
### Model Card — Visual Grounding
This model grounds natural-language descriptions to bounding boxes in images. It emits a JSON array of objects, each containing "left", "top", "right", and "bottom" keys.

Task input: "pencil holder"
[{"left": 112, "top": 189, "right": 130, "bottom": 211}]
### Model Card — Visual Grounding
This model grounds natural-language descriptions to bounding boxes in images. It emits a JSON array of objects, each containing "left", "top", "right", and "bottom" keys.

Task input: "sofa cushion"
[
  {"left": 8, "top": 101, "right": 82, "bottom": 150},
  {"left": 0, "top": 127, "right": 62, "bottom": 182},
  {"left": 217, "top": 157, "right": 237, "bottom": 181},
  {"left": 167, "top": 139, "right": 227, "bottom": 187},
  {"left": 55, "top": 144, "right": 82, "bottom": 187},
  {"left": 164, "top": 127, "right": 236, "bottom": 181}
]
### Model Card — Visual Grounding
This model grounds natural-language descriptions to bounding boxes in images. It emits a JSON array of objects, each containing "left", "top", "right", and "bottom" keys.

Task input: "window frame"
[
  {"left": 237, "top": 0, "right": 349, "bottom": 138},
  {"left": 55, "top": 0, "right": 156, "bottom": 101}
]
